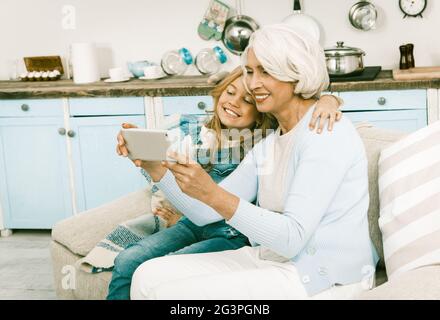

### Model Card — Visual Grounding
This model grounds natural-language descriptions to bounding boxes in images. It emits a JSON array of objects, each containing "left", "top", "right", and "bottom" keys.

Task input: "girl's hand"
[
  {"left": 161, "top": 152, "right": 218, "bottom": 203},
  {"left": 116, "top": 123, "right": 166, "bottom": 181},
  {"left": 309, "top": 95, "right": 343, "bottom": 133},
  {"left": 116, "top": 123, "right": 137, "bottom": 157},
  {"left": 153, "top": 206, "right": 182, "bottom": 227}
]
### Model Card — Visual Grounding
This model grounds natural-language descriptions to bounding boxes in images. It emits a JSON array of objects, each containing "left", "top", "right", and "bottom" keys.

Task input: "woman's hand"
[
  {"left": 309, "top": 95, "right": 343, "bottom": 133},
  {"left": 161, "top": 152, "right": 218, "bottom": 204},
  {"left": 162, "top": 152, "right": 240, "bottom": 220},
  {"left": 153, "top": 206, "right": 182, "bottom": 227},
  {"left": 116, "top": 123, "right": 166, "bottom": 181}
]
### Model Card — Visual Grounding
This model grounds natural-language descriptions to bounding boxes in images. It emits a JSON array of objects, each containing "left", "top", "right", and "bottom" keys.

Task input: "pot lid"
[{"left": 324, "top": 41, "right": 365, "bottom": 57}]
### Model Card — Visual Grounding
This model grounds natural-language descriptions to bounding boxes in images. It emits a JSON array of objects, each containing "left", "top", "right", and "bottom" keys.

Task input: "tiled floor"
[{"left": 0, "top": 230, "right": 57, "bottom": 300}]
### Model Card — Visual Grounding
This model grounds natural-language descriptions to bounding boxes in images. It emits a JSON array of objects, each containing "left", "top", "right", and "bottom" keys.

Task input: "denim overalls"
[{"left": 107, "top": 116, "right": 250, "bottom": 300}]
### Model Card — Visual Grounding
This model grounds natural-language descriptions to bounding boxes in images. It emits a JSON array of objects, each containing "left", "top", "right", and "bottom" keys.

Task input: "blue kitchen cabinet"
[
  {"left": 343, "top": 109, "right": 427, "bottom": 133},
  {"left": 69, "top": 97, "right": 148, "bottom": 212},
  {"left": 161, "top": 96, "right": 213, "bottom": 116},
  {"left": 338, "top": 89, "right": 428, "bottom": 132},
  {"left": 157, "top": 96, "right": 212, "bottom": 137},
  {"left": 0, "top": 100, "right": 72, "bottom": 229}
]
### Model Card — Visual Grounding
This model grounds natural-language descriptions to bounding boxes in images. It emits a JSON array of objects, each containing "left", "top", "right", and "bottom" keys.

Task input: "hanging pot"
[
  {"left": 349, "top": 1, "right": 378, "bottom": 31},
  {"left": 222, "top": 0, "right": 259, "bottom": 55},
  {"left": 282, "top": 0, "right": 321, "bottom": 42}
]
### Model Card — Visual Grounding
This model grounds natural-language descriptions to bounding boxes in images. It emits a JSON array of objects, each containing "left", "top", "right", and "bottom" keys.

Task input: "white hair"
[{"left": 241, "top": 23, "right": 329, "bottom": 99}]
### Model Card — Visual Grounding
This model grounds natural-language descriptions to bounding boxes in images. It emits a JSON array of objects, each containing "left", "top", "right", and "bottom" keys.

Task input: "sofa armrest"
[{"left": 52, "top": 187, "right": 152, "bottom": 257}]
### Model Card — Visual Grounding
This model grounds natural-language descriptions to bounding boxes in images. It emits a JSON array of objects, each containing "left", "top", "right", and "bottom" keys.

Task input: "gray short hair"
[{"left": 241, "top": 23, "right": 329, "bottom": 99}]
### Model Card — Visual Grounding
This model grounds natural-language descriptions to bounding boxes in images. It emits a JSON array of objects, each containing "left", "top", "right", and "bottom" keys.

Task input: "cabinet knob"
[
  {"left": 377, "top": 97, "right": 386, "bottom": 105},
  {"left": 197, "top": 101, "right": 206, "bottom": 110},
  {"left": 67, "top": 130, "right": 75, "bottom": 138},
  {"left": 58, "top": 128, "right": 66, "bottom": 135},
  {"left": 21, "top": 104, "right": 30, "bottom": 111}
]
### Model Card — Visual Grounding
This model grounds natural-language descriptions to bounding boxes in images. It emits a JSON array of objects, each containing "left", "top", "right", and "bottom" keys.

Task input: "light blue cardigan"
[{"left": 156, "top": 107, "right": 379, "bottom": 296}]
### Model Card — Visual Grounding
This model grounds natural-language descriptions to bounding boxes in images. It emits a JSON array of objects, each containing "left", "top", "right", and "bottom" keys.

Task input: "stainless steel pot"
[{"left": 324, "top": 41, "right": 365, "bottom": 76}]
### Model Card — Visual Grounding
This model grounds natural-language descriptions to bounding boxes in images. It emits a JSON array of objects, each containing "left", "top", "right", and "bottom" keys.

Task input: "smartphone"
[{"left": 120, "top": 128, "right": 174, "bottom": 161}]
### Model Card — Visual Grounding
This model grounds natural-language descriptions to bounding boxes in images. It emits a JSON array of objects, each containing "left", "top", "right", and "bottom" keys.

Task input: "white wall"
[{"left": 1, "top": 0, "right": 440, "bottom": 80}]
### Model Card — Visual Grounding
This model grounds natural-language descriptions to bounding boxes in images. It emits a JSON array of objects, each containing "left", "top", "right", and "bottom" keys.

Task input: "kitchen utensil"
[
  {"left": 222, "top": 0, "right": 259, "bottom": 55},
  {"left": 392, "top": 66, "right": 440, "bottom": 80},
  {"left": 104, "top": 77, "right": 130, "bottom": 83},
  {"left": 161, "top": 48, "right": 193, "bottom": 76},
  {"left": 406, "top": 43, "right": 415, "bottom": 68},
  {"left": 70, "top": 43, "right": 100, "bottom": 84},
  {"left": 282, "top": 0, "right": 321, "bottom": 42},
  {"left": 139, "top": 74, "right": 167, "bottom": 80},
  {"left": 108, "top": 67, "right": 126, "bottom": 81},
  {"left": 324, "top": 41, "right": 365, "bottom": 76},
  {"left": 349, "top": 1, "right": 377, "bottom": 31},
  {"left": 399, "top": 45, "right": 409, "bottom": 70},
  {"left": 195, "top": 46, "right": 227, "bottom": 75},
  {"left": 127, "top": 61, "right": 154, "bottom": 78},
  {"left": 142, "top": 65, "right": 166, "bottom": 79},
  {"left": 197, "top": 0, "right": 230, "bottom": 41}
]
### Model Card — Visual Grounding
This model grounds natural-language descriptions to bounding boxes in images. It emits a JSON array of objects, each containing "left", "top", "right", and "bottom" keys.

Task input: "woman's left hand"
[
  {"left": 309, "top": 95, "right": 343, "bottom": 133},
  {"left": 161, "top": 152, "right": 218, "bottom": 203}
]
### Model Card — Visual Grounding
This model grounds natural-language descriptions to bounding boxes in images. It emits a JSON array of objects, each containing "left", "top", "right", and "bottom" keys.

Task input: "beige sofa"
[{"left": 50, "top": 124, "right": 440, "bottom": 300}]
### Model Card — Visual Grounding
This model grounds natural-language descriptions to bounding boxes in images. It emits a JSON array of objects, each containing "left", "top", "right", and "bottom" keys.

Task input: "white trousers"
[{"left": 130, "top": 246, "right": 370, "bottom": 300}]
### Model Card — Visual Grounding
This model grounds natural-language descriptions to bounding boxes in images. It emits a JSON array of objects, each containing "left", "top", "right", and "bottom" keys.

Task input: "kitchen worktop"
[{"left": 1, "top": 70, "right": 440, "bottom": 99}]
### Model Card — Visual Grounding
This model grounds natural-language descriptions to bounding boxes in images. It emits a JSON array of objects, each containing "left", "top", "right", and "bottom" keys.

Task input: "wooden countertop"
[{"left": 1, "top": 71, "right": 440, "bottom": 99}]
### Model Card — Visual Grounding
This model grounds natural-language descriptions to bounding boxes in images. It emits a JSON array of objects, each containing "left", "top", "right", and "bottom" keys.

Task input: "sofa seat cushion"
[
  {"left": 52, "top": 188, "right": 151, "bottom": 256},
  {"left": 356, "top": 123, "right": 406, "bottom": 270},
  {"left": 359, "top": 265, "right": 440, "bottom": 300}
]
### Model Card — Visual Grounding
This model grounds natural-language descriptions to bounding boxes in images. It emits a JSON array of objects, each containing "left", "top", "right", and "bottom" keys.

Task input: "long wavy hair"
[{"left": 202, "top": 67, "right": 278, "bottom": 169}]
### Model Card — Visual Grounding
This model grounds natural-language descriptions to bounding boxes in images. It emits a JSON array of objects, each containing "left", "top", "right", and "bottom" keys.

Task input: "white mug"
[
  {"left": 108, "top": 67, "right": 125, "bottom": 80},
  {"left": 143, "top": 65, "right": 164, "bottom": 78}
]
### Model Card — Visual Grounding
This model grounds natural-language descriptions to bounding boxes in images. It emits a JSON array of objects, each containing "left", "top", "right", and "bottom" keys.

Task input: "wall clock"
[{"left": 399, "top": 0, "right": 427, "bottom": 18}]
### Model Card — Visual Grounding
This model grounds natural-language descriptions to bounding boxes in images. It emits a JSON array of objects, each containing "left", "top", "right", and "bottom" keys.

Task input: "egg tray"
[
  {"left": 21, "top": 55, "right": 64, "bottom": 81},
  {"left": 20, "top": 74, "right": 62, "bottom": 81}
]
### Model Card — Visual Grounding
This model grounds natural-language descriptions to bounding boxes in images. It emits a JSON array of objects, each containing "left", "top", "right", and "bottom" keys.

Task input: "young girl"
[{"left": 108, "top": 67, "right": 342, "bottom": 300}]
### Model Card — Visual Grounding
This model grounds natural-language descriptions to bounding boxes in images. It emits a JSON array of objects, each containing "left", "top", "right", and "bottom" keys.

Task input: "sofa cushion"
[
  {"left": 52, "top": 188, "right": 151, "bottom": 257},
  {"left": 355, "top": 123, "right": 406, "bottom": 270},
  {"left": 51, "top": 240, "right": 111, "bottom": 300},
  {"left": 378, "top": 120, "right": 440, "bottom": 279},
  {"left": 358, "top": 265, "right": 440, "bottom": 300}
]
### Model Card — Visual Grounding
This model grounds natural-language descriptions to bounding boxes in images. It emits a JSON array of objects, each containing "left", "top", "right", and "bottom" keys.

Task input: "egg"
[
  {"left": 34, "top": 71, "right": 42, "bottom": 79},
  {"left": 52, "top": 69, "right": 61, "bottom": 76}
]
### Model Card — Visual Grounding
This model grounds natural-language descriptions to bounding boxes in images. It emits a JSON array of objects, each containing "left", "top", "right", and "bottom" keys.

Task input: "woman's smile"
[{"left": 253, "top": 93, "right": 271, "bottom": 104}]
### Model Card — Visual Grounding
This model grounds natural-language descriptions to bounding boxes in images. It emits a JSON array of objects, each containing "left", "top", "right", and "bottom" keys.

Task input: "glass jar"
[
  {"left": 195, "top": 46, "right": 227, "bottom": 75},
  {"left": 161, "top": 47, "right": 193, "bottom": 76}
]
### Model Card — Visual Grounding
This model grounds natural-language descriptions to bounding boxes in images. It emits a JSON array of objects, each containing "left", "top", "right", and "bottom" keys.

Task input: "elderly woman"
[{"left": 130, "top": 24, "right": 378, "bottom": 299}]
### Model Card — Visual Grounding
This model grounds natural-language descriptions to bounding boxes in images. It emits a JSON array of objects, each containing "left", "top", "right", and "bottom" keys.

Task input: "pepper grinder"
[
  {"left": 406, "top": 43, "right": 415, "bottom": 68},
  {"left": 399, "top": 45, "right": 409, "bottom": 70}
]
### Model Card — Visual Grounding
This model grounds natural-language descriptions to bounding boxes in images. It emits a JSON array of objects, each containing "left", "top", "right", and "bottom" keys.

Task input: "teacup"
[
  {"left": 143, "top": 65, "right": 165, "bottom": 79},
  {"left": 108, "top": 67, "right": 125, "bottom": 81}
]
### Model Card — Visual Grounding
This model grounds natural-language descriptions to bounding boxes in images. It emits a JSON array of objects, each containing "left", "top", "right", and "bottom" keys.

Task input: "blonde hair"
[
  {"left": 203, "top": 67, "right": 277, "bottom": 168},
  {"left": 241, "top": 23, "right": 329, "bottom": 99}
]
